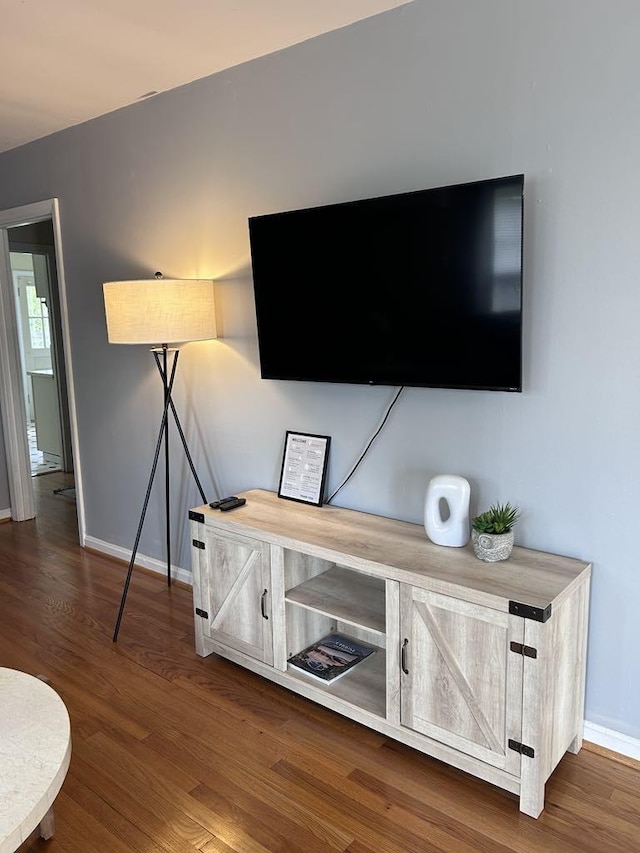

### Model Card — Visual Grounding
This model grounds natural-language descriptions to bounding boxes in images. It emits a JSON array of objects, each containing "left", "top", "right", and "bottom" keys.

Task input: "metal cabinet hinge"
[
  {"left": 195, "top": 607, "right": 209, "bottom": 619},
  {"left": 189, "top": 510, "right": 205, "bottom": 523},
  {"left": 508, "top": 739, "right": 535, "bottom": 758},
  {"left": 510, "top": 641, "right": 538, "bottom": 659},
  {"left": 509, "top": 600, "right": 552, "bottom": 623},
  {"left": 192, "top": 539, "right": 205, "bottom": 550}
]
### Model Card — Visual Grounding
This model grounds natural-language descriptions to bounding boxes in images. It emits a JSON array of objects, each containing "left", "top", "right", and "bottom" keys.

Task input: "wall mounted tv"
[{"left": 248, "top": 173, "right": 524, "bottom": 392}]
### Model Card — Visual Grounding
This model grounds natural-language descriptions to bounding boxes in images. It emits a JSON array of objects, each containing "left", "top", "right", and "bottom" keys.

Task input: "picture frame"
[{"left": 278, "top": 431, "right": 331, "bottom": 507}]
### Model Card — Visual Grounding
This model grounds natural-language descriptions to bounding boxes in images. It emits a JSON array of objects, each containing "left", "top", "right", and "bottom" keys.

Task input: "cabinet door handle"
[
  {"left": 260, "top": 589, "right": 269, "bottom": 620},
  {"left": 401, "top": 638, "right": 409, "bottom": 674}
]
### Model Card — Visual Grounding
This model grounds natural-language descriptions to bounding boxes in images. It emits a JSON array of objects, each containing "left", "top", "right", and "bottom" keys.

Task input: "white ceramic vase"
[{"left": 424, "top": 475, "right": 470, "bottom": 547}]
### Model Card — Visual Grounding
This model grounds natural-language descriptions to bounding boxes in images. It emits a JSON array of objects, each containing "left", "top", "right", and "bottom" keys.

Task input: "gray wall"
[{"left": 0, "top": 0, "right": 638, "bottom": 738}]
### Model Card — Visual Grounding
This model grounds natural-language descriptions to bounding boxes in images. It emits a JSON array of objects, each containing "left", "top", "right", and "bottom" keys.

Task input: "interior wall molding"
[
  {"left": 0, "top": 197, "right": 85, "bottom": 544},
  {"left": 584, "top": 721, "right": 640, "bottom": 764},
  {"left": 83, "top": 535, "right": 192, "bottom": 587}
]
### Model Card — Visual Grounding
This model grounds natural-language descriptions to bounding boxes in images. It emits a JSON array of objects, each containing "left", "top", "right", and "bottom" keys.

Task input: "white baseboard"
[
  {"left": 80, "top": 534, "right": 640, "bottom": 765},
  {"left": 0, "top": 507, "right": 11, "bottom": 520},
  {"left": 584, "top": 721, "right": 640, "bottom": 762},
  {"left": 83, "top": 535, "right": 193, "bottom": 586}
]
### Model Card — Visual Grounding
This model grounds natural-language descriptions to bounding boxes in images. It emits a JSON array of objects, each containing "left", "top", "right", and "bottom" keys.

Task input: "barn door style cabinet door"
[
  {"left": 399, "top": 587, "right": 524, "bottom": 777},
  {"left": 191, "top": 524, "right": 273, "bottom": 666},
  {"left": 189, "top": 490, "right": 591, "bottom": 818}
]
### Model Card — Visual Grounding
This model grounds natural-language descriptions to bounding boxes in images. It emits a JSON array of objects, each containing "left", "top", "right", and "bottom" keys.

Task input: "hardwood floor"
[{"left": 1, "top": 471, "right": 639, "bottom": 852}]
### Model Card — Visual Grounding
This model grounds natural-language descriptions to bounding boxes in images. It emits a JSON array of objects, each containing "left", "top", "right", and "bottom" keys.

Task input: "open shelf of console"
[
  {"left": 285, "top": 565, "right": 386, "bottom": 636},
  {"left": 286, "top": 641, "right": 386, "bottom": 717}
]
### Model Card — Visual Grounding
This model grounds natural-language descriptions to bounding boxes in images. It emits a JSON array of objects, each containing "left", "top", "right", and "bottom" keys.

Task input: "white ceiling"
[{"left": 0, "top": 0, "right": 412, "bottom": 155}]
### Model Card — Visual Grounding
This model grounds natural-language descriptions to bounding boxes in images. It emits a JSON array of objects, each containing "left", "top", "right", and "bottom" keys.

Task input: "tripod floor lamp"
[{"left": 103, "top": 274, "right": 217, "bottom": 642}]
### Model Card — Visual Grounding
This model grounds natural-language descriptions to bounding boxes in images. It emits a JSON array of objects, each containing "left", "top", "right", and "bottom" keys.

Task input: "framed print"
[{"left": 278, "top": 431, "right": 331, "bottom": 507}]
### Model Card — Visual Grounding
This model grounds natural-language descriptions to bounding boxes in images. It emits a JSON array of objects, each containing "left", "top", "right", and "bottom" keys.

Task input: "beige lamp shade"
[{"left": 103, "top": 278, "right": 217, "bottom": 344}]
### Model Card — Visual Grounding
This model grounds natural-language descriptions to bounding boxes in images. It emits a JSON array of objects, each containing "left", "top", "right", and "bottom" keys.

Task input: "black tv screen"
[{"left": 248, "top": 174, "right": 523, "bottom": 392}]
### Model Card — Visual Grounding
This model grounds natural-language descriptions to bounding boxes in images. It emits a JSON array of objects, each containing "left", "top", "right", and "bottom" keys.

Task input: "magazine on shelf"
[{"left": 287, "top": 633, "right": 375, "bottom": 684}]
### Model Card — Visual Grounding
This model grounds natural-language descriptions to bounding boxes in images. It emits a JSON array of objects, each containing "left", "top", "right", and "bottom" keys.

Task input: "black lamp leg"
[
  {"left": 167, "top": 396, "right": 208, "bottom": 504},
  {"left": 163, "top": 346, "right": 171, "bottom": 587},
  {"left": 113, "top": 347, "right": 187, "bottom": 642}
]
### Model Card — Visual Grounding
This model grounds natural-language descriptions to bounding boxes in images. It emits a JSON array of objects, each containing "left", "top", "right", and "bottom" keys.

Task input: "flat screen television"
[{"left": 248, "top": 173, "right": 524, "bottom": 392}]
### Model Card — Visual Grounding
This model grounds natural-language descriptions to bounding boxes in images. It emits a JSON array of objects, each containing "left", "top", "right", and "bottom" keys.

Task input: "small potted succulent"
[{"left": 471, "top": 502, "right": 520, "bottom": 562}]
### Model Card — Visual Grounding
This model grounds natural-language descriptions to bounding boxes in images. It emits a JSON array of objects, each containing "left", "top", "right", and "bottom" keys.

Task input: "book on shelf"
[{"left": 287, "top": 633, "right": 375, "bottom": 684}]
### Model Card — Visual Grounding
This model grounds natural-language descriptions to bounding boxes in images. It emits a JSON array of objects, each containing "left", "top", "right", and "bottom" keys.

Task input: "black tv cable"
[{"left": 326, "top": 386, "right": 405, "bottom": 505}]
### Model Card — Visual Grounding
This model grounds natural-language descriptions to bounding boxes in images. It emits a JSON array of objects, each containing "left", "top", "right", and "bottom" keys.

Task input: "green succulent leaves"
[{"left": 471, "top": 502, "right": 520, "bottom": 535}]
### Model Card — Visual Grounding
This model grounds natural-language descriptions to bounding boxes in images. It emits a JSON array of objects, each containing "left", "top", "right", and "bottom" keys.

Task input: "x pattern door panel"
[
  {"left": 400, "top": 587, "right": 523, "bottom": 775},
  {"left": 202, "top": 528, "right": 273, "bottom": 665}
]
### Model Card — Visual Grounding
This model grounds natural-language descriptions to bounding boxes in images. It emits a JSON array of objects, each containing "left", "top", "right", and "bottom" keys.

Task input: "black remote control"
[
  {"left": 209, "top": 496, "right": 237, "bottom": 509},
  {"left": 219, "top": 497, "right": 247, "bottom": 512}
]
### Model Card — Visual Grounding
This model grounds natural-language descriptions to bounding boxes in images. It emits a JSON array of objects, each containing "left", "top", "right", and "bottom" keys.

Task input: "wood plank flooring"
[{"left": 1, "top": 471, "right": 639, "bottom": 852}]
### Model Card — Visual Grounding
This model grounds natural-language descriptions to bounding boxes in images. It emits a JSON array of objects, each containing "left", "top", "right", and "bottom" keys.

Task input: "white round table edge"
[{"left": 0, "top": 669, "right": 72, "bottom": 852}]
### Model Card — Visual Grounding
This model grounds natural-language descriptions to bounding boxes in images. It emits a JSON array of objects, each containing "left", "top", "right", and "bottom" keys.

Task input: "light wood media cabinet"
[{"left": 189, "top": 489, "right": 591, "bottom": 817}]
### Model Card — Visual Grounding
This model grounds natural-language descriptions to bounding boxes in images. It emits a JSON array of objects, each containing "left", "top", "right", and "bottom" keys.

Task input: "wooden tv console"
[{"left": 189, "top": 489, "right": 591, "bottom": 818}]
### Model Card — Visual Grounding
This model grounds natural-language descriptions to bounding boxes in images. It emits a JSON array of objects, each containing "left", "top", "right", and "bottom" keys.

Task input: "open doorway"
[
  {"left": 11, "top": 251, "right": 60, "bottom": 476},
  {"left": 0, "top": 198, "right": 84, "bottom": 541},
  {"left": 9, "top": 220, "right": 73, "bottom": 479}
]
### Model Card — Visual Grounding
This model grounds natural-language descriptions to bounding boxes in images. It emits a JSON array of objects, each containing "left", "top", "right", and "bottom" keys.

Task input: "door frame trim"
[{"left": 0, "top": 198, "right": 85, "bottom": 544}]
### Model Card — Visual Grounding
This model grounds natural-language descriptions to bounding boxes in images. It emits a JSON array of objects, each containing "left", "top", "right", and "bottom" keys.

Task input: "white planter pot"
[{"left": 471, "top": 529, "right": 514, "bottom": 562}]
